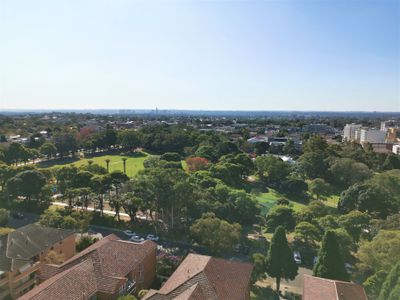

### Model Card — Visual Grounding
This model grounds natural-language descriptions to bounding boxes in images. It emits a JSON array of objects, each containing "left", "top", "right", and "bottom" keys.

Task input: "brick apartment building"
[
  {"left": 18, "top": 234, "right": 157, "bottom": 300},
  {"left": 143, "top": 253, "right": 253, "bottom": 300},
  {"left": 303, "top": 275, "right": 368, "bottom": 300},
  {"left": 0, "top": 224, "right": 75, "bottom": 299}
]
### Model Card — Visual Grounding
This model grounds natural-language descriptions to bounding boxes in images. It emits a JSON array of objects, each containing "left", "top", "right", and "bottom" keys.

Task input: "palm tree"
[
  {"left": 105, "top": 159, "right": 111, "bottom": 172},
  {"left": 122, "top": 158, "right": 127, "bottom": 174}
]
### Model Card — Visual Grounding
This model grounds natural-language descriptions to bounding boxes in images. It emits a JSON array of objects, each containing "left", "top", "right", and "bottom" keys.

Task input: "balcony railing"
[
  {"left": 0, "top": 276, "right": 9, "bottom": 286},
  {"left": 12, "top": 277, "right": 36, "bottom": 296},
  {"left": 12, "top": 261, "right": 40, "bottom": 283}
]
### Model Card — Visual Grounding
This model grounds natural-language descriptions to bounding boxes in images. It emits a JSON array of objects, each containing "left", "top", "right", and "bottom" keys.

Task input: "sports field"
[{"left": 38, "top": 152, "right": 149, "bottom": 177}]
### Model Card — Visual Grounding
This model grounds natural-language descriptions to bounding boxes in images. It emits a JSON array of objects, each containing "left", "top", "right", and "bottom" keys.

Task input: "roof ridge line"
[
  {"left": 30, "top": 259, "right": 96, "bottom": 296},
  {"left": 334, "top": 280, "right": 339, "bottom": 300}
]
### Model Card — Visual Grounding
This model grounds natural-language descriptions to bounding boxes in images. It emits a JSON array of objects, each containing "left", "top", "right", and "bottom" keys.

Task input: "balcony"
[
  {"left": 12, "top": 277, "right": 36, "bottom": 296},
  {"left": 12, "top": 261, "right": 40, "bottom": 283},
  {"left": 0, "top": 276, "right": 9, "bottom": 287},
  {"left": 0, "top": 288, "right": 10, "bottom": 300}
]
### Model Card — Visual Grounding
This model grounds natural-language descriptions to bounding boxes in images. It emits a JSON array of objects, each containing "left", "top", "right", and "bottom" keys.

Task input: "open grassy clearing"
[
  {"left": 255, "top": 189, "right": 306, "bottom": 215},
  {"left": 73, "top": 153, "right": 149, "bottom": 177},
  {"left": 323, "top": 194, "right": 340, "bottom": 208},
  {"left": 38, "top": 152, "right": 149, "bottom": 177}
]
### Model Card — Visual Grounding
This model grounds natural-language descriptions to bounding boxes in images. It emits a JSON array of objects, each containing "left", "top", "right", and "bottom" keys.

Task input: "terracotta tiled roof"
[
  {"left": 303, "top": 275, "right": 368, "bottom": 300},
  {"left": 19, "top": 259, "right": 98, "bottom": 300},
  {"left": 173, "top": 283, "right": 204, "bottom": 300},
  {"left": 143, "top": 254, "right": 253, "bottom": 300},
  {"left": 18, "top": 234, "right": 156, "bottom": 300}
]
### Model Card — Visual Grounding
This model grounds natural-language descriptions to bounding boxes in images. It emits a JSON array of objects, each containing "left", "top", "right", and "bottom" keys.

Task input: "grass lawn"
[
  {"left": 73, "top": 153, "right": 148, "bottom": 177},
  {"left": 39, "top": 152, "right": 149, "bottom": 178},
  {"left": 0, "top": 227, "right": 15, "bottom": 236},
  {"left": 255, "top": 189, "right": 306, "bottom": 215},
  {"left": 323, "top": 194, "right": 340, "bottom": 208}
]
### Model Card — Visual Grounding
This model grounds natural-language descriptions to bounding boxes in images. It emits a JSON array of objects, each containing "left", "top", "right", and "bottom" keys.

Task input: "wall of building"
[
  {"left": 360, "top": 129, "right": 386, "bottom": 144},
  {"left": 129, "top": 247, "right": 157, "bottom": 291},
  {"left": 8, "top": 233, "right": 76, "bottom": 299},
  {"left": 39, "top": 234, "right": 76, "bottom": 262}
]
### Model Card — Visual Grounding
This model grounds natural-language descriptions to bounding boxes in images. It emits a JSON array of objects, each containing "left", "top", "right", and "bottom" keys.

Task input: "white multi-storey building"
[
  {"left": 343, "top": 123, "right": 362, "bottom": 142},
  {"left": 393, "top": 144, "right": 400, "bottom": 155},
  {"left": 381, "top": 120, "right": 400, "bottom": 131},
  {"left": 359, "top": 129, "right": 387, "bottom": 144}
]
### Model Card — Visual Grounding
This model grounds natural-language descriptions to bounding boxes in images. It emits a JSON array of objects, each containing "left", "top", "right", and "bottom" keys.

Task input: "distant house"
[
  {"left": 143, "top": 253, "right": 253, "bottom": 300},
  {"left": 0, "top": 224, "right": 76, "bottom": 299},
  {"left": 18, "top": 234, "right": 157, "bottom": 300},
  {"left": 247, "top": 136, "right": 269, "bottom": 144},
  {"left": 302, "top": 275, "right": 368, "bottom": 300}
]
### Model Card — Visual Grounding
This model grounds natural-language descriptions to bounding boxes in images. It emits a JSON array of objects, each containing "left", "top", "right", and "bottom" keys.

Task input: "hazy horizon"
[{"left": 1, "top": 0, "right": 399, "bottom": 111}]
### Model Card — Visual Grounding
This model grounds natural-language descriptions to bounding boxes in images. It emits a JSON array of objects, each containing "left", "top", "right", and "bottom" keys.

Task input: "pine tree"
[
  {"left": 378, "top": 261, "right": 400, "bottom": 300},
  {"left": 313, "top": 231, "right": 349, "bottom": 281},
  {"left": 265, "top": 226, "right": 298, "bottom": 292}
]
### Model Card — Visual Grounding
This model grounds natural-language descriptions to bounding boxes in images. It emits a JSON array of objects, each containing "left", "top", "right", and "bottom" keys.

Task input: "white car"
[
  {"left": 123, "top": 230, "right": 136, "bottom": 237},
  {"left": 130, "top": 235, "right": 145, "bottom": 242},
  {"left": 293, "top": 251, "right": 301, "bottom": 264},
  {"left": 146, "top": 234, "right": 159, "bottom": 242}
]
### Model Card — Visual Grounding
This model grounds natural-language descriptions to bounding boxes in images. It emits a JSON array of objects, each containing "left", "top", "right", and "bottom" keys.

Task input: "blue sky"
[{"left": 0, "top": 0, "right": 399, "bottom": 111}]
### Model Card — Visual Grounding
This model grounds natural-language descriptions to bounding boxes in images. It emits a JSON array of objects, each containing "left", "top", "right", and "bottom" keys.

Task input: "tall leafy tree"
[
  {"left": 40, "top": 142, "right": 57, "bottom": 159},
  {"left": 356, "top": 230, "right": 400, "bottom": 278},
  {"left": 91, "top": 174, "right": 112, "bottom": 216},
  {"left": 255, "top": 155, "right": 290, "bottom": 185},
  {"left": 329, "top": 158, "right": 372, "bottom": 189},
  {"left": 339, "top": 183, "right": 397, "bottom": 218},
  {"left": 121, "top": 192, "right": 143, "bottom": 222},
  {"left": 338, "top": 210, "right": 370, "bottom": 242},
  {"left": 250, "top": 253, "right": 267, "bottom": 284},
  {"left": 378, "top": 261, "right": 400, "bottom": 300},
  {"left": 294, "top": 221, "right": 321, "bottom": 244},
  {"left": 190, "top": 212, "right": 241, "bottom": 256},
  {"left": 6, "top": 170, "right": 46, "bottom": 202},
  {"left": 118, "top": 129, "right": 142, "bottom": 151},
  {"left": 53, "top": 131, "right": 78, "bottom": 157},
  {"left": 265, "top": 205, "right": 295, "bottom": 231},
  {"left": 313, "top": 231, "right": 349, "bottom": 281},
  {"left": 265, "top": 226, "right": 298, "bottom": 292},
  {"left": 308, "top": 178, "right": 331, "bottom": 200}
]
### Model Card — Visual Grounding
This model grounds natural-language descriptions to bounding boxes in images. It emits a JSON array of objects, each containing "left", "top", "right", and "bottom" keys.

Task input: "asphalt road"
[
  {"left": 6, "top": 211, "right": 203, "bottom": 257},
  {"left": 7, "top": 212, "right": 39, "bottom": 229}
]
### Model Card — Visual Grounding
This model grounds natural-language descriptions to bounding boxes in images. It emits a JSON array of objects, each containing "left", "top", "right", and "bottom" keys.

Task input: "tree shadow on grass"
[
  {"left": 37, "top": 157, "right": 80, "bottom": 168},
  {"left": 251, "top": 285, "right": 280, "bottom": 300}
]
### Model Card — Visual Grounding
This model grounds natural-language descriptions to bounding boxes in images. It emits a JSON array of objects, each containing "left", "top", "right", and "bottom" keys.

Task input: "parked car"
[
  {"left": 146, "top": 234, "right": 159, "bottom": 242},
  {"left": 130, "top": 235, "right": 145, "bottom": 242},
  {"left": 293, "top": 251, "right": 302, "bottom": 264},
  {"left": 123, "top": 230, "right": 136, "bottom": 237}
]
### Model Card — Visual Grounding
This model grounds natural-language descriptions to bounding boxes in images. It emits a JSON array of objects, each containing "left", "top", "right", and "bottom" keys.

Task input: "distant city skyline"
[{"left": 1, "top": 0, "right": 399, "bottom": 111}]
